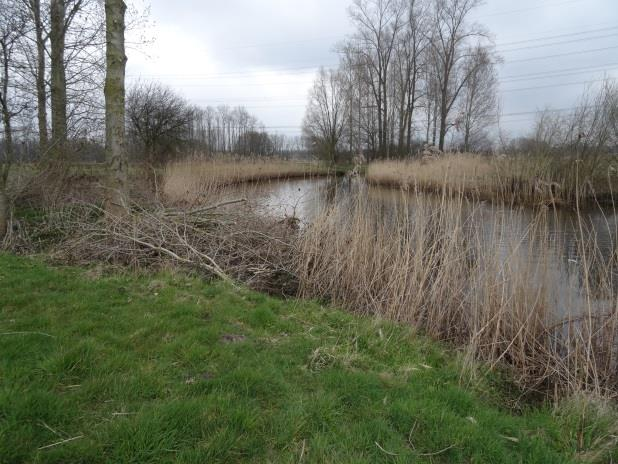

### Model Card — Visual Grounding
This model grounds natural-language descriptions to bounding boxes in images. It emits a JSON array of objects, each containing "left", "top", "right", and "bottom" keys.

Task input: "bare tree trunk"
[
  {"left": 31, "top": 0, "right": 48, "bottom": 155},
  {"left": 425, "top": 96, "right": 431, "bottom": 143},
  {"left": 0, "top": 187, "right": 7, "bottom": 240},
  {"left": 406, "top": 74, "right": 417, "bottom": 154},
  {"left": 0, "top": 109, "right": 11, "bottom": 241},
  {"left": 50, "top": 0, "right": 67, "bottom": 160},
  {"left": 0, "top": 38, "right": 14, "bottom": 240},
  {"left": 438, "top": 96, "right": 448, "bottom": 151},
  {"left": 0, "top": 123, "right": 11, "bottom": 241},
  {"left": 104, "top": 0, "right": 127, "bottom": 215},
  {"left": 464, "top": 120, "right": 471, "bottom": 152},
  {"left": 432, "top": 92, "right": 438, "bottom": 146},
  {"left": 382, "top": 75, "right": 390, "bottom": 159}
]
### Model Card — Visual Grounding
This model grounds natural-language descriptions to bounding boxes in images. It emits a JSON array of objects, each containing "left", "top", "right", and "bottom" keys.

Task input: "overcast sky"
[{"left": 126, "top": 0, "right": 618, "bottom": 140}]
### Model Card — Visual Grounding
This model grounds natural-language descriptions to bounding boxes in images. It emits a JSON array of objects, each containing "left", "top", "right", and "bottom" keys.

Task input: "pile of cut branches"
[{"left": 7, "top": 199, "right": 300, "bottom": 295}]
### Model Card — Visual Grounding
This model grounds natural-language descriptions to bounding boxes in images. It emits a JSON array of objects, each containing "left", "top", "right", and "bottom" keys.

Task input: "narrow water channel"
[{"left": 224, "top": 176, "right": 618, "bottom": 319}]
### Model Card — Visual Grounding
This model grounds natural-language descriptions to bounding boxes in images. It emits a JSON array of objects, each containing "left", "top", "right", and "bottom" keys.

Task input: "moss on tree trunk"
[{"left": 104, "top": 0, "right": 128, "bottom": 215}]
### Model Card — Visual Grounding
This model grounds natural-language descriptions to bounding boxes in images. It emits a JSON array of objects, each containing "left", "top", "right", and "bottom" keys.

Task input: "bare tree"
[
  {"left": 0, "top": 1, "right": 28, "bottom": 239},
  {"left": 44, "top": 0, "right": 109, "bottom": 161},
  {"left": 333, "top": 0, "right": 495, "bottom": 157},
  {"left": 19, "top": 0, "right": 49, "bottom": 154},
  {"left": 126, "top": 82, "right": 194, "bottom": 165},
  {"left": 457, "top": 44, "right": 499, "bottom": 152},
  {"left": 393, "top": 0, "right": 430, "bottom": 155},
  {"left": 429, "top": 0, "right": 487, "bottom": 151},
  {"left": 302, "top": 68, "right": 348, "bottom": 164},
  {"left": 104, "top": 0, "right": 127, "bottom": 215},
  {"left": 348, "top": 0, "right": 407, "bottom": 158}
]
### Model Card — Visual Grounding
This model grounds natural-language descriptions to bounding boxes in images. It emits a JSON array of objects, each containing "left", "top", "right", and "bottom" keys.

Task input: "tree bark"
[
  {"left": 50, "top": 0, "right": 67, "bottom": 160},
  {"left": 31, "top": 0, "right": 49, "bottom": 155},
  {"left": 0, "top": 38, "right": 14, "bottom": 240},
  {"left": 0, "top": 187, "right": 7, "bottom": 241},
  {"left": 104, "top": 0, "right": 127, "bottom": 215},
  {"left": 438, "top": 96, "right": 448, "bottom": 151}
]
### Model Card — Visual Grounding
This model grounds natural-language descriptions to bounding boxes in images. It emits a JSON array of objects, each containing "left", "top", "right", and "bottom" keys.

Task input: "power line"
[
  {"left": 131, "top": 79, "right": 315, "bottom": 88},
  {"left": 495, "top": 20, "right": 618, "bottom": 42},
  {"left": 217, "top": 35, "right": 342, "bottom": 52},
  {"left": 144, "top": 65, "right": 618, "bottom": 90},
  {"left": 505, "top": 45, "right": 618, "bottom": 64},
  {"left": 496, "top": 25, "right": 618, "bottom": 47},
  {"left": 175, "top": 17, "right": 616, "bottom": 55},
  {"left": 127, "top": 43, "right": 618, "bottom": 82},
  {"left": 150, "top": 72, "right": 616, "bottom": 107},
  {"left": 191, "top": 97, "right": 306, "bottom": 103},
  {"left": 127, "top": 23, "right": 618, "bottom": 81},
  {"left": 501, "top": 67, "right": 618, "bottom": 84},
  {"left": 497, "top": 33, "right": 618, "bottom": 54},
  {"left": 501, "top": 62, "right": 618, "bottom": 80},
  {"left": 195, "top": 126, "right": 301, "bottom": 129},
  {"left": 125, "top": 64, "right": 617, "bottom": 95},
  {"left": 126, "top": 30, "right": 618, "bottom": 81},
  {"left": 149, "top": 10, "right": 613, "bottom": 58},
  {"left": 502, "top": 77, "right": 616, "bottom": 92},
  {"left": 479, "top": 0, "right": 586, "bottom": 18},
  {"left": 500, "top": 106, "right": 594, "bottom": 118},
  {"left": 126, "top": 66, "right": 323, "bottom": 80},
  {"left": 126, "top": 64, "right": 328, "bottom": 80}
]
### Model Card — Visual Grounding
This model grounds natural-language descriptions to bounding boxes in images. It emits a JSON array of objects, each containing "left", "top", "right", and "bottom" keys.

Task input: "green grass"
[{"left": 0, "top": 254, "right": 613, "bottom": 463}]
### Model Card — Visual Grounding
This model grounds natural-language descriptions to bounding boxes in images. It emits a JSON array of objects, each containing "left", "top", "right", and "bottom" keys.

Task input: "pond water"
[{"left": 225, "top": 176, "right": 618, "bottom": 318}]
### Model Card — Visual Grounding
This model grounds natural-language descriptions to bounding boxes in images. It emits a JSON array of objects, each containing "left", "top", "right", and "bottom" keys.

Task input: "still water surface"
[{"left": 226, "top": 176, "right": 618, "bottom": 318}]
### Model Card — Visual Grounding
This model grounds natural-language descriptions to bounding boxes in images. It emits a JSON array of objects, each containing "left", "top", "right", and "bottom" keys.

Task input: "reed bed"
[
  {"left": 163, "top": 157, "right": 333, "bottom": 203},
  {"left": 367, "top": 154, "right": 618, "bottom": 207},
  {"left": 7, "top": 163, "right": 618, "bottom": 398},
  {"left": 295, "top": 190, "right": 618, "bottom": 396}
]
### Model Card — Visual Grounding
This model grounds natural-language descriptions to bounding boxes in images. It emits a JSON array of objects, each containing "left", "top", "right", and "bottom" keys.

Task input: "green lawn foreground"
[{"left": 0, "top": 254, "right": 611, "bottom": 463}]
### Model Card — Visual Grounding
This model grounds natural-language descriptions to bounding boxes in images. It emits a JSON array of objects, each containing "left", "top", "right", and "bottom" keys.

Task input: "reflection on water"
[
  {"left": 225, "top": 177, "right": 342, "bottom": 222},
  {"left": 224, "top": 177, "right": 618, "bottom": 318}
]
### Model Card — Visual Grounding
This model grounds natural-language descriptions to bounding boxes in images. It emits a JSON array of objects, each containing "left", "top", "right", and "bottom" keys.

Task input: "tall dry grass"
[
  {"left": 367, "top": 154, "right": 618, "bottom": 207},
  {"left": 295, "top": 189, "right": 618, "bottom": 396},
  {"left": 163, "top": 157, "right": 333, "bottom": 203},
  {"left": 8, "top": 156, "right": 618, "bottom": 397}
]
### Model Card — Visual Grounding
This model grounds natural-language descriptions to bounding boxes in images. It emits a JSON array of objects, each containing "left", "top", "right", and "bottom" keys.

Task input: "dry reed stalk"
[
  {"left": 294, "top": 189, "right": 618, "bottom": 397},
  {"left": 163, "top": 157, "right": 331, "bottom": 204},
  {"left": 366, "top": 154, "right": 618, "bottom": 207}
]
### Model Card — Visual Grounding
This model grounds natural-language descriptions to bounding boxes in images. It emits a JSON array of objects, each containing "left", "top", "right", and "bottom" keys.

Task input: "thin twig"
[
  {"left": 38, "top": 435, "right": 84, "bottom": 450},
  {"left": 298, "top": 439, "right": 306, "bottom": 462},
  {"left": 375, "top": 441, "right": 399, "bottom": 456}
]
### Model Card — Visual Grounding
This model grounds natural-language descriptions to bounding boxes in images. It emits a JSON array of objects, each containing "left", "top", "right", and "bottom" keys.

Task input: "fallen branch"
[
  {"left": 166, "top": 198, "right": 248, "bottom": 217},
  {"left": 113, "top": 230, "right": 234, "bottom": 285}
]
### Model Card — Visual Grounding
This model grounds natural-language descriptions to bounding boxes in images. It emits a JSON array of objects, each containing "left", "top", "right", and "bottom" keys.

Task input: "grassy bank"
[
  {"left": 164, "top": 158, "right": 340, "bottom": 203},
  {"left": 367, "top": 154, "right": 618, "bottom": 207},
  {"left": 1, "top": 254, "right": 614, "bottom": 463}
]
